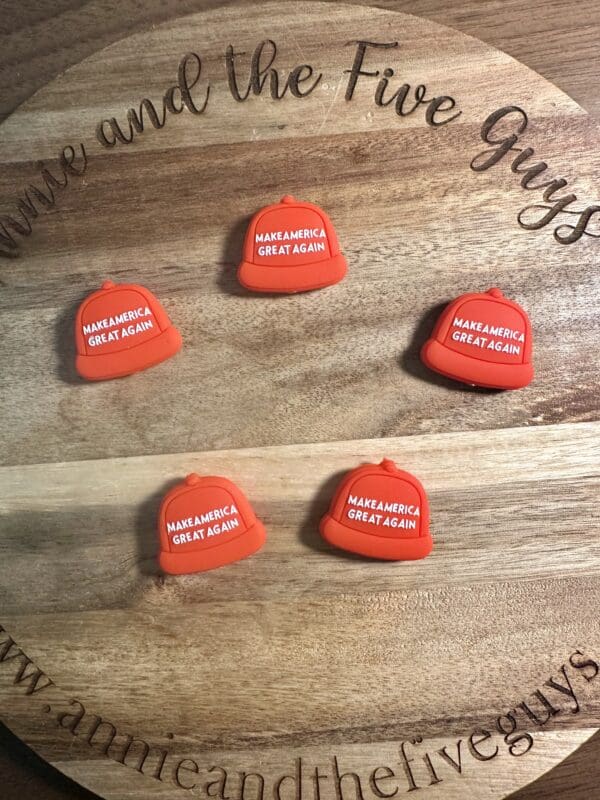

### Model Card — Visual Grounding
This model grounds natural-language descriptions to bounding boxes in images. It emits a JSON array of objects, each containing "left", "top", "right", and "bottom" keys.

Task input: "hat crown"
[
  {"left": 252, "top": 204, "right": 332, "bottom": 267},
  {"left": 439, "top": 292, "right": 531, "bottom": 366},
  {"left": 340, "top": 469, "right": 424, "bottom": 540},
  {"left": 78, "top": 286, "right": 160, "bottom": 352}
]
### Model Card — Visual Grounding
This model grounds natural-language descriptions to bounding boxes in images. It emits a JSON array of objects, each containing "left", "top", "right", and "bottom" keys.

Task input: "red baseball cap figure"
[
  {"left": 420, "top": 288, "right": 533, "bottom": 389},
  {"left": 75, "top": 280, "right": 182, "bottom": 381},
  {"left": 237, "top": 195, "right": 347, "bottom": 293},
  {"left": 320, "top": 459, "right": 433, "bottom": 560},
  {"left": 158, "top": 473, "right": 266, "bottom": 575}
]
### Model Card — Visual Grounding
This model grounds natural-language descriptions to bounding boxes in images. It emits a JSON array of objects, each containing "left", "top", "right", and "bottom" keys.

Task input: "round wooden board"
[{"left": 0, "top": 3, "right": 599, "bottom": 799}]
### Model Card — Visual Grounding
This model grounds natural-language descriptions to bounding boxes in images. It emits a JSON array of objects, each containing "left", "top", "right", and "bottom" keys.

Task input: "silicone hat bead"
[
  {"left": 158, "top": 474, "right": 266, "bottom": 575},
  {"left": 74, "top": 281, "right": 182, "bottom": 381},
  {"left": 420, "top": 288, "right": 534, "bottom": 390},
  {"left": 319, "top": 460, "right": 433, "bottom": 561},
  {"left": 237, "top": 196, "right": 347, "bottom": 293}
]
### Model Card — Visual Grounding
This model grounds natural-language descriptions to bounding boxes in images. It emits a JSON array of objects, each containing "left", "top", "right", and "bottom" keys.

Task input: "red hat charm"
[
  {"left": 75, "top": 280, "right": 182, "bottom": 381},
  {"left": 158, "top": 473, "right": 266, "bottom": 575},
  {"left": 237, "top": 195, "right": 347, "bottom": 293},
  {"left": 320, "top": 459, "right": 432, "bottom": 561},
  {"left": 420, "top": 288, "right": 533, "bottom": 389}
]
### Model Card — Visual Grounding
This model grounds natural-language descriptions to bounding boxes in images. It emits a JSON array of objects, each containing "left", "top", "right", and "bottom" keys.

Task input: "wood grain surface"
[{"left": 0, "top": 2, "right": 599, "bottom": 800}]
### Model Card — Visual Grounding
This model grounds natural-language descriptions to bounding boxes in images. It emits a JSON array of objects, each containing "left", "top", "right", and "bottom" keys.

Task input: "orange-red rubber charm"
[
  {"left": 420, "top": 288, "right": 533, "bottom": 389},
  {"left": 320, "top": 459, "right": 432, "bottom": 561},
  {"left": 158, "top": 473, "right": 266, "bottom": 575},
  {"left": 237, "top": 195, "right": 347, "bottom": 293},
  {"left": 75, "top": 280, "right": 182, "bottom": 381}
]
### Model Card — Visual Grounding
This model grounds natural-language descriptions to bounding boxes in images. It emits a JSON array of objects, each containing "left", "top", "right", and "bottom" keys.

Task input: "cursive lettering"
[
  {"left": 471, "top": 105, "right": 600, "bottom": 243},
  {"left": 0, "top": 144, "right": 87, "bottom": 257},
  {"left": 345, "top": 40, "right": 461, "bottom": 126},
  {"left": 96, "top": 52, "right": 210, "bottom": 148},
  {"left": 225, "top": 39, "right": 322, "bottom": 102}
]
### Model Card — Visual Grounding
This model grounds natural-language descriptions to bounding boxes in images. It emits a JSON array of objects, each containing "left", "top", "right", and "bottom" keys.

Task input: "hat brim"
[
  {"left": 76, "top": 325, "right": 182, "bottom": 381},
  {"left": 159, "top": 520, "right": 266, "bottom": 575},
  {"left": 320, "top": 515, "right": 433, "bottom": 561},
  {"left": 238, "top": 253, "right": 347, "bottom": 294},
  {"left": 421, "top": 338, "right": 533, "bottom": 390}
]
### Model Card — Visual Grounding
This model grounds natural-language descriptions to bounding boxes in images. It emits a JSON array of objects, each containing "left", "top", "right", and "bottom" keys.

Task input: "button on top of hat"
[
  {"left": 237, "top": 196, "right": 348, "bottom": 293},
  {"left": 420, "top": 287, "right": 534, "bottom": 390},
  {"left": 74, "top": 280, "right": 182, "bottom": 381},
  {"left": 319, "top": 459, "right": 433, "bottom": 561},
  {"left": 158, "top": 474, "right": 266, "bottom": 575}
]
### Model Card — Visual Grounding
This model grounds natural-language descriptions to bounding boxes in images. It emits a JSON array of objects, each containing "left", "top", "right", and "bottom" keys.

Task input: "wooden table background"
[{"left": 0, "top": 1, "right": 599, "bottom": 799}]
